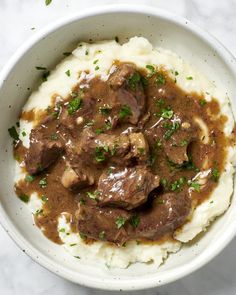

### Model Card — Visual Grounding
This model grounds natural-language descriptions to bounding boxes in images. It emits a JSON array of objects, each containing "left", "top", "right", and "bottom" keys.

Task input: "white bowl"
[{"left": 0, "top": 4, "right": 236, "bottom": 291}]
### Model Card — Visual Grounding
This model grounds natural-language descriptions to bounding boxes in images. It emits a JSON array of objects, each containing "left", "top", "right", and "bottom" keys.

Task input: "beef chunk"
[
  {"left": 76, "top": 191, "right": 191, "bottom": 245},
  {"left": 75, "top": 128, "right": 149, "bottom": 166},
  {"left": 25, "top": 125, "right": 64, "bottom": 175},
  {"left": 145, "top": 115, "right": 197, "bottom": 165},
  {"left": 134, "top": 192, "right": 191, "bottom": 240},
  {"left": 108, "top": 63, "right": 146, "bottom": 125},
  {"left": 97, "top": 167, "right": 159, "bottom": 210},
  {"left": 61, "top": 165, "right": 94, "bottom": 190},
  {"left": 77, "top": 204, "right": 131, "bottom": 245}
]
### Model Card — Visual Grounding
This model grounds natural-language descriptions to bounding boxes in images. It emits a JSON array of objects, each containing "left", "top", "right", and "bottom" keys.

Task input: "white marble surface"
[{"left": 1, "top": 0, "right": 236, "bottom": 294}]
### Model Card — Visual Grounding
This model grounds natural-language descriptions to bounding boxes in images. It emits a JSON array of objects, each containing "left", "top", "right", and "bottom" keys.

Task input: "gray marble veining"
[{"left": 0, "top": 1, "right": 236, "bottom": 294}]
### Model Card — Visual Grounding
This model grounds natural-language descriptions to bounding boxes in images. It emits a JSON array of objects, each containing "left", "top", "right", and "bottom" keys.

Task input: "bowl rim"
[{"left": 0, "top": 4, "right": 236, "bottom": 291}]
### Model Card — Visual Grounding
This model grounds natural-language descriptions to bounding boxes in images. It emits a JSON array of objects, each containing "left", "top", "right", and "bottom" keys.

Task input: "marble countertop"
[{"left": 1, "top": 0, "right": 236, "bottom": 294}]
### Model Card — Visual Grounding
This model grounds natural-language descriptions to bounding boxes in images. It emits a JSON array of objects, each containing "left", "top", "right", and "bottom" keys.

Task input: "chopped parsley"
[
  {"left": 174, "top": 71, "right": 179, "bottom": 76},
  {"left": 85, "top": 49, "right": 89, "bottom": 56},
  {"left": 99, "top": 231, "right": 105, "bottom": 239},
  {"left": 119, "top": 105, "right": 132, "bottom": 119},
  {"left": 186, "top": 76, "right": 193, "bottom": 80},
  {"left": 160, "top": 107, "right": 173, "bottom": 119},
  {"left": 35, "top": 209, "right": 43, "bottom": 216},
  {"left": 41, "top": 195, "right": 48, "bottom": 203},
  {"left": 93, "top": 59, "right": 99, "bottom": 64},
  {"left": 35, "top": 66, "right": 47, "bottom": 70},
  {"left": 19, "top": 194, "right": 29, "bottom": 203},
  {"left": 212, "top": 167, "right": 220, "bottom": 182},
  {"left": 87, "top": 191, "right": 101, "bottom": 201},
  {"left": 74, "top": 256, "right": 80, "bottom": 259},
  {"left": 95, "top": 66, "right": 99, "bottom": 71},
  {"left": 115, "top": 36, "right": 119, "bottom": 43},
  {"left": 25, "top": 174, "right": 35, "bottom": 183},
  {"left": 163, "top": 122, "right": 180, "bottom": 140},
  {"left": 42, "top": 71, "right": 50, "bottom": 82},
  {"left": 180, "top": 139, "right": 188, "bottom": 146},
  {"left": 65, "top": 70, "right": 71, "bottom": 77},
  {"left": 45, "top": 0, "right": 52, "bottom": 5},
  {"left": 129, "top": 214, "right": 140, "bottom": 228},
  {"left": 39, "top": 177, "right": 47, "bottom": 188},
  {"left": 146, "top": 64, "right": 155, "bottom": 76},
  {"left": 189, "top": 181, "right": 201, "bottom": 192},
  {"left": 8, "top": 126, "right": 19, "bottom": 141},
  {"left": 50, "top": 133, "right": 58, "bottom": 140},
  {"left": 84, "top": 120, "right": 94, "bottom": 127},
  {"left": 67, "top": 97, "right": 82, "bottom": 115},
  {"left": 115, "top": 216, "right": 126, "bottom": 229},
  {"left": 156, "top": 74, "right": 166, "bottom": 85},
  {"left": 199, "top": 99, "right": 207, "bottom": 106},
  {"left": 22, "top": 131, "right": 26, "bottom": 137},
  {"left": 95, "top": 128, "right": 103, "bottom": 135},
  {"left": 170, "top": 177, "right": 186, "bottom": 192},
  {"left": 59, "top": 228, "right": 66, "bottom": 233},
  {"left": 99, "top": 105, "right": 112, "bottom": 115},
  {"left": 160, "top": 178, "right": 168, "bottom": 188},
  {"left": 95, "top": 146, "right": 109, "bottom": 162},
  {"left": 69, "top": 243, "right": 77, "bottom": 247},
  {"left": 156, "top": 98, "right": 165, "bottom": 107},
  {"left": 138, "top": 147, "right": 145, "bottom": 155},
  {"left": 63, "top": 52, "right": 71, "bottom": 56},
  {"left": 128, "top": 72, "right": 141, "bottom": 90}
]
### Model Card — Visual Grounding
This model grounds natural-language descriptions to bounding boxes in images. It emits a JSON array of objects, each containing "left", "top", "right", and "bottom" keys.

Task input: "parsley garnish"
[
  {"left": 119, "top": 105, "right": 132, "bottom": 119},
  {"left": 42, "top": 71, "right": 50, "bottom": 82},
  {"left": 95, "top": 129, "right": 103, "bottom": 135},
  {"left": 174, "top": 71, "right": 179, "bottom": 76},
  {"left": 93, "top": 59, "right": 99, "bottom": 64},
  {"left": 160, "top": 107, "right": 173, "bottom": 119},
  {"left": 22, "top": 131, "right": 26, "bottom": 137},
  {"left": 85, "top": 49, "right": 89, "bottom": 56},
  {"left": 65, "top": 70, "right": 71, "bottom": 77},
  {"left": 39, "top": 177, "right": 47, "bottom": 188},
  {"left": 45, "top": 0, "right": 52, "bottom": 5},
  {"left": 212, "top": 167, "right": 220, "bottom": 182},
  {"left": 115, "top": 216, "right": 126, "bottom": 229},
  {"left": 35, "top": 66, "right": 47, "bottom": 70},
  {"left": 67, "top": 97, "right": 82, "bottom": 115},
  {"left": 189, "top": 181, "right": 201, "bottom": 192},
  {"left": 186, "top": 76, "right": 193, "bottom": 80},
  {"left": 99, "top": 231, "right": 105, "bottom": 239},
  {"left": 156, "top": 74, "right": 166, "bottom": 85},
  {"left": 156, "top": 98, "right": 165, "bottom": 107},
  {"left": 128, "top": 72, "right": 141, "bottom": 90},
  {"left": 129, "top": 214, "right": 140, "bottom": 228},
  {"left": 160, "top": 178, "right": 168, "bottom": 188},
  {"left": 170, "top": 177, "right": 186, "bottom": 192},
  {"left": 8, "top": 126, "right": 19, "bottom": 141},
  {"left": 163, "top": 122, "right": 180, "bottom": 140},
  {"left": 95, "top": 66, "right": 99, "bottom": 71},
  {"left": 95, "top": 146, "right": 109, "bottom": 162},
  {"left": 25, "top": 174, "right": 35, "bottom": 183},
  {"left": 41, "top": 195, "right": 48, "bottom": 203},
  {"left": 59, "top": 228, "right": 65, "bottom": 233},
  {"left": 99, "top": 105, "right": 112, "bottom": 115},
  {"left": 146, "top": 64, "right": 155, "bottom": 76},
  {"left": 199, "top": 99, "right": 207, "bottom": 106},
  {"left": 19, "top": 194, "right": 29, "bottom": 203},
  {"left": 63, "top": 52, "right": 71, "bottom": 56},
  {"left": 87, "top": 191, "right": 101, "bottom": 201},
  {"left": 50, "top": 133, "right": 58, "bottom": 140}
]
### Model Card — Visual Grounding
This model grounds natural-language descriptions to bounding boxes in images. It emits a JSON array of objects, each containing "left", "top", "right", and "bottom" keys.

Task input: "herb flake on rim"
[
  {"left": 8, "top": 126, "right": 19, "bottom": 141},
  {"left": 19, "top": 194, "right": 29, "bottom": 203}
]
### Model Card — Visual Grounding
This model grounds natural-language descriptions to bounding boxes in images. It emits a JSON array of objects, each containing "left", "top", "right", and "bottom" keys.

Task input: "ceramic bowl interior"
[{"left": 0, "top": 5, "right": 236, "bottom": 291}]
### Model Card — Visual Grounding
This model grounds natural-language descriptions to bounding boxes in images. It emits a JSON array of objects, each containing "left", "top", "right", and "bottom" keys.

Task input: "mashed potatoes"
[{"left": 15, "top": 37, "right": 236, "bottom": 268}]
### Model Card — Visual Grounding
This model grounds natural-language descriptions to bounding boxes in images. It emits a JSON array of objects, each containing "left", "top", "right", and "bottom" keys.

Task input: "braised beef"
[
  {"left": 77, "top": 204, "right": 131, "bottom": 245},
  {"left": 134, "top": 192, "right": 191, "bottom": 240},
  {"left": 25, "top": 123, "right": 64, "bottom": 174},
  {"left": 108, "top": 63, "right": 146, "bottom": 124},
  {"left": 15, "top": 62, "right": 228, "bottom": 246},
  {"left": 97, "top": 167, "right": 159, "bottom": 210}
]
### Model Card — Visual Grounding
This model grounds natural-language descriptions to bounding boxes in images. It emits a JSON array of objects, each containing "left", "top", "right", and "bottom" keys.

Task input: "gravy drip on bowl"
[{"left": 14, "top": 63, "right": 228, "bottom": 245}]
